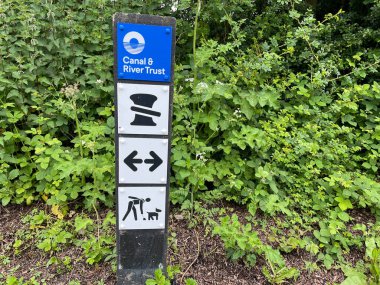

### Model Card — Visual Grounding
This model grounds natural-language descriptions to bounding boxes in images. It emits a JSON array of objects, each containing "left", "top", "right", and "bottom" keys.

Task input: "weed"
[
  {"left": 213, "top": 214, "right": 299, "bottom": 283},
  {"left": 145, "top": 266, "right": 197, "bottom": 285}
]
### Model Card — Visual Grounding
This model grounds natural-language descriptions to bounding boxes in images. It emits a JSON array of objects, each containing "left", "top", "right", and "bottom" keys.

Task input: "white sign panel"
[
  {"left": 118, "top": 186, "right": 166, "bottom": 230},
  {"left": 117, "top": 83, "right": 170, "bottom": 135},
  {"left": 119, "top": 137, "right": 168, "bottom": 184}
]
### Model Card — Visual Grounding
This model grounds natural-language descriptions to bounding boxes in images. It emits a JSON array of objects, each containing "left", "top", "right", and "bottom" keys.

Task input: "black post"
[{"left": 113, "top": 13, "right": 176, "bottom": 285}]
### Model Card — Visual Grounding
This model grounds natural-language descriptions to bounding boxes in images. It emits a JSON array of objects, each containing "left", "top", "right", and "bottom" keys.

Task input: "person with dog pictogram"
[{"left": 122, "top": 196, "right": 151, "bottom": 221}]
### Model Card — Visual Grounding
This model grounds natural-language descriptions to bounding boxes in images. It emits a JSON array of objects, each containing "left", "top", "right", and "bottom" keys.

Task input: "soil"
[
  {"left": 0, "top": 202, "right": 367, "bottom": 285},
  {"left": 0, "top": 204, "right": 116, "bottom": 285},
  {"left": 168, "top": 204, "right": 347, "bottom": 285}
]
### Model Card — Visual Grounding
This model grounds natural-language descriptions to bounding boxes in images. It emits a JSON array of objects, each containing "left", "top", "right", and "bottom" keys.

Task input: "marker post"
[{"left": 113, "top": 13, "right": 176, "bottom": 285}]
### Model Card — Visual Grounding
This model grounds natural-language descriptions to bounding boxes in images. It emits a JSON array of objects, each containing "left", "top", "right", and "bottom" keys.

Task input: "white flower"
[
  {"left": 96, "top": 79, "right": 104, "bottom": 84},
  {"left": 197, "top": 82, "right": 208, "bottom": 89},
  {"left": 196, "top": 152, "right": 207, "bottom": 162},
  {"left": 185, "top": 78, "right": 194, "bottom": 82},
  {"left": 233, "top": 108, "right": 242, "bottom": 118},
  {"left": 60, "top": 84, "right": 79, "bottom": 98}
]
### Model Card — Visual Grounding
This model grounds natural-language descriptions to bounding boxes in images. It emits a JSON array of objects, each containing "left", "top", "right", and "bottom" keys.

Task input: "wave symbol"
[{"left": 123, "top": 31, "right": 145, "bottom": 55}]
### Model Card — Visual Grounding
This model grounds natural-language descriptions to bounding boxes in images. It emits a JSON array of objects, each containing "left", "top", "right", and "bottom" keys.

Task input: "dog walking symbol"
[{"left": 122, "top": 196, "right": 162, "bottom": 221}]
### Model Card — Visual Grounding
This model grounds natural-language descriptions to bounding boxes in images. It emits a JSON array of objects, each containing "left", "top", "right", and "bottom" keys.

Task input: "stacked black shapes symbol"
[{"left": 130, "top": 93, "right": 161, "bottom": 126}]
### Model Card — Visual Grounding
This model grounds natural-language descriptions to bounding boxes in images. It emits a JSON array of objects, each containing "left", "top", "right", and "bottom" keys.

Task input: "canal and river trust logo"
[{"left": 123, "top": 31, "right": 145, "bottom": 55}]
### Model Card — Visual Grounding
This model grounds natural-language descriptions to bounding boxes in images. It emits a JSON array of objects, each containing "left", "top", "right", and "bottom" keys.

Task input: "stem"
[
  {"left": 190, "top": 0, "right": 202, "bottom": 216},
  {"left": 291, "top": 2, "right": 319, "bottom": 64},
  {"left": 204, "top": 129, "right": 218, "bottom": 144},
  {"left": 190, "top": 187, "right": 194, "bottom": 219},
  {"left": 193, "top": 0, "right": 201, "bottom": 83},
  {"left": 329, "top": 60, "right": 379, "bottom": 82},
  {"left": 72, "top": 101, "right": 86, "bottom": 185},
  {"left": 92, "top": 202, "right": 101, "bottom": 246},
  {"left": 73, "top": 106, "right": 84, "bottom": 159},
  {"left": 180, "top": 229, "right": 200, "bottom": 283},
  {"left": 192, "top": 0, "right": 202, "bottom": 130}
]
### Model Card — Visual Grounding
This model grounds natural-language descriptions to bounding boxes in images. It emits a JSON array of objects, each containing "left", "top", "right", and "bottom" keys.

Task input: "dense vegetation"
[{"left": 1, "top": 0, "right": 379, "bottom": 284}]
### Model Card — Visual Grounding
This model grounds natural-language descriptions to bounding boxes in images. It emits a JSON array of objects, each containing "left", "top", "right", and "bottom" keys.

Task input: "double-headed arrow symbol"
[
  {"left": 124, "top": 151, "right": 163, "bottom": 172},
  {"left": 124, "top": 151, "right": 142, "bottom": 172},
  {"left": 144, "top": 151, "right": 163, "bottom": 172}
]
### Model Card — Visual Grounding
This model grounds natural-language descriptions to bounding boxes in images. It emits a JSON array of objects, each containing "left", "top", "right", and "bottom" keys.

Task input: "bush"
[{"left": 1, "top": 0, "right": 379, "bottom": 262}]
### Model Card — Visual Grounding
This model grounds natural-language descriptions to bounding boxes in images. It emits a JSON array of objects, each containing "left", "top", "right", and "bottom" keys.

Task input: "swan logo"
[{"left": 123, "top": 31, "right": 145, "bottom": 55}]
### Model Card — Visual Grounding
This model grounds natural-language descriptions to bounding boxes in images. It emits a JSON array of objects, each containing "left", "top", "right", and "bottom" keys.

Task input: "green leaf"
[
  {"left": 2, "top": 196, "right": 11, "bottom": 206},
  {"left": 340, "top": 272, "right": 367, "bottom": 285},
  {"left": 3, "top": 132, "right": 13, "bottom": 141},
  {"left": 178, "top": 170, "right": 191, "bottom": 179},
  {"left": 340, "top": 276, "right": 367, "bottom": 285},
  {"left": 185, "top": 278, "right": 198, "bottom": 285},
  {"left": 6, "top": 276, "right": 19, "bottom": 285},
  {"left": 107, "top": 117, "right": 114, "bottom": 128},
  {"left": 74, "top": 216, "right": 94, "bottom": 232},
  {"left": 236, "top": 237, "right": 246, "bottom": 250},
  {"left": 335, "top": 197, "right": 353, "bottom": 211},
  {"left": 8, "top": 169, "right": 20, "bottom": 180},
  {"left": 362, "top": 162, "right": 371, "bottom": 169},
  {"left": 265, "top": 248, "right": 285, "bottom": 267},
  {"left": 338, "top": 212, "right": 350, "bottom": 222},
  {"left": 323, "top": 254, "right": 334, "bottom": 269},
  {"left": 174, "top": 160, "right": 187, "bottom": 167}
]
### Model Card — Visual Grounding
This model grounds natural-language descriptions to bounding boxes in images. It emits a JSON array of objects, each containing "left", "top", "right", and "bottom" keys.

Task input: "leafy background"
[{"left": 1, "top": 0, "right": 380, "bottom": 284}]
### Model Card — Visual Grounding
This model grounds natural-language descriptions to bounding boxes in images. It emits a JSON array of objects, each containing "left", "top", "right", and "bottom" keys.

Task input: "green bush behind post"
[{"left": 0, "top": 0, "right": 380, "bottom": 278}]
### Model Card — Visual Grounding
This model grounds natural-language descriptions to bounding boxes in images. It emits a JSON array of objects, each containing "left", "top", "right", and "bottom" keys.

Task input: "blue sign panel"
[{"left": 117, "top": 23, "right": 173, "bottom": 82}]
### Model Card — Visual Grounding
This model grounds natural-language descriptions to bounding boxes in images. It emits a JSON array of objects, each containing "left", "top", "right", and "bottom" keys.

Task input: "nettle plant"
[{"left": 213, "top": 214, "right": 299, "bottom": 283}]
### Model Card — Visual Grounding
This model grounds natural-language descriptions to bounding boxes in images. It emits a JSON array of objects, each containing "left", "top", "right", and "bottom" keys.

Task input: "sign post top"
[
  {"left": 113, "top": 13, "right": 176, "bottom": 26},
  {"left": 114, "top": 14, "right": 176, "bottom": 83}
]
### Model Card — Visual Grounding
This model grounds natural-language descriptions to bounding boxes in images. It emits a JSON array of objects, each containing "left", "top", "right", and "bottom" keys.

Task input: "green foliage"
[
  {"left": 171, "top": 2, "right": 380, "bottom": 220},
  {"left": 0, "top": 0, "right": 123, "bottom": 208},
  {"left": 145, "top": 266, "right": 197, "bottom": 285},
  {"left": 12, "top": 208, "right": 116, "bottom": 267},
  {"left": 2, "top": 275, "right": 46, "bottom": 285},
  {"left": 1, "top": 0, "right": 380, "bottom": 281},
  {"left": 213, "top": 214, "right": 299, "bottom": 283},
  {"left": 262, "top": 263, "right": 300, "bottom": 285},
  {"left": 146, "top": 269, "right": 172, "bottom": 285},
  {"left": 369, "top": 248, "right": 380, "bottom": 285},
  {"left": 341, "top": 247, "right": 380, "bottom": 285},
  {"left": 171, "top": 0, "right": 380, "bottom": 273}
]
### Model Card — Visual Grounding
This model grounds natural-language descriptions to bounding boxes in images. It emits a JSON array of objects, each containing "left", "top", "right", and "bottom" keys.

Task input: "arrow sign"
[
  {"left": 124, "top": 150, "right": 143, "bottom": 171},
  {"left": 124, "top": 150, "right": 163, "bottom": 172},
  {"left": 144, "top": 151, "right": 163, "bottom": 172}
]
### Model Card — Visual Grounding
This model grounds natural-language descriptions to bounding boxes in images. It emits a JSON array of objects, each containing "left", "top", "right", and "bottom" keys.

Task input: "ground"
[{"left": 0, "top": 202, "right": 367, "bottom": 285}]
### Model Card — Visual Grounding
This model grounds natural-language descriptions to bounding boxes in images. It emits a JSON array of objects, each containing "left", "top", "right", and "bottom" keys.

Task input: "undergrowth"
[{"left": 1, "top": 0, "right": 380, "bottom": 284}]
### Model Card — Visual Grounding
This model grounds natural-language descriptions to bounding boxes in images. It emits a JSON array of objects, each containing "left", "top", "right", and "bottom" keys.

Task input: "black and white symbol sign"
[
  {"left": 122, "top": 196, "right": 152, "bottom": 221},
  {"left": 130, "top": 93, "right": 161, "bottom": 126},
  {"left": 124, "top": 150, "right": 163, "bottom": 172},
  {"left": 119, "top": 187, "right": 166, "bottom": 230},
  {"left": 119, "top": 137, "right": 168, "bottom": 184},
  {"left": 117, "top": 83, "right": 169, "bottom": 135}
]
